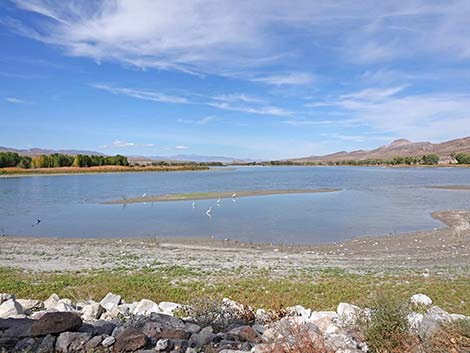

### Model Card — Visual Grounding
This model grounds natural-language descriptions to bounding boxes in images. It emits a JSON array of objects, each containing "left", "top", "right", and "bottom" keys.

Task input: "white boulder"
[
  {"left": 0, "top": 299, "right": 24, "bottom": 318},
  {"left": 133, "top": 299, "right": 160, "bottom": 316},
  {"left": 99, "top": 292, "right": 121, "bottom": 311},
  {"left": 410, "top": 294, "right": 432, "bottom": 306}
]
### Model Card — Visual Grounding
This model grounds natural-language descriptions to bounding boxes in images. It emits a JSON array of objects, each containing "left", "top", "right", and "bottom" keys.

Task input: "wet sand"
[
  {"left": 1, "top": 210, "right": 468, "bottom": 274},
  {"left": 102, "top": 188, "right": 341, "bottom": 204},
  {"left": 425, "top": 185, "right": 470, "bottom": 190}
]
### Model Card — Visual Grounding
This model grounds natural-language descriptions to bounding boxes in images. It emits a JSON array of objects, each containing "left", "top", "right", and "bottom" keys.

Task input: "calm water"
[{"left": 1, "top": 166, "right": 469, "bottom": 244}]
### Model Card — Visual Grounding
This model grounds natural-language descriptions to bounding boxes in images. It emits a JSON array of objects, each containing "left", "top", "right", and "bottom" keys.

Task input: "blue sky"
[{"left": 1, "top": 0, "right": 470, "bottom": 159}]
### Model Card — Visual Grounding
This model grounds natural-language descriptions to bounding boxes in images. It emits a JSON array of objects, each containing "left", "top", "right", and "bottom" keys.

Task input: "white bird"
[
  {"left": 142, "top": 193, "right": 147, "bottom": 198},
  {"left": 192, "top": 201, "right": 196, "bottom": 208},
  {"left": 206, "top": 207, "right": 212, "bottom": 217},
  {"left": 216, "top": 197, "right": 221, "bottom": 206},
  {"left": 232, "top": 192, "right": 237, "bottom": 198}
]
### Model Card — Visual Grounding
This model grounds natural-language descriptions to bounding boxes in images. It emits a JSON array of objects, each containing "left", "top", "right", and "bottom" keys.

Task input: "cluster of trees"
[
  {"left": 0, "top": 152, "right": 32, "bottom": 168},
  {"left": 265, "top": 154, "right": 441, "bottom": 166},
  {"left": 452, "top": 153, "right": 470, "bottom": 164},
  {"left": 149, "top": 161, "right": 224, "bottom": 167},
  {"left": 0, "top": 152, "right": 129, "bottom": 169}
]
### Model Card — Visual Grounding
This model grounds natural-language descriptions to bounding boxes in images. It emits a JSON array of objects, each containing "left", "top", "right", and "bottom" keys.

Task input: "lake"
[{"left": 1, "top": 166, "right": 469, "bottom": 244}]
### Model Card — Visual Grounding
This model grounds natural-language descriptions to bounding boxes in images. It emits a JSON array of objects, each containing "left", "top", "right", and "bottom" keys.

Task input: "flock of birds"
[
  {"left": 140, "top": 191, "right": 238, "bottom": 218},
  {"left": 202, "top": 193, "right": 237, "bottom": 218}
]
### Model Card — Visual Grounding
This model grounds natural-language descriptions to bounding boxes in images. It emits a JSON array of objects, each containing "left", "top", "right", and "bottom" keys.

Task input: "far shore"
[
  {"left": 0, "top": 165, "right": 209, "bottom": 177},
  {"left": 102, "top": 188, "right": 341, "bottom": 204},
  {"left": 425, "top": 185, "right": 470, "bottom": 190}
]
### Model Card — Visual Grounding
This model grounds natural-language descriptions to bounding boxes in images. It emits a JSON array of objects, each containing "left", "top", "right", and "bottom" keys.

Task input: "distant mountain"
[
  {"left": 288, "top": 136, "right": 470, "bottom": 164},
  {"left": 0, "top": 146, "right": 105, "bottom": 156},
  {"left": 129, "top": 154, "right": 257, "bottom": 164}
]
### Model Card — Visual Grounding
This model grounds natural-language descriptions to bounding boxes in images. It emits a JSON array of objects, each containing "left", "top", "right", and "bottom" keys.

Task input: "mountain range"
[
  {"left": 2, "top": 136, "right": 469, "bottom": 164},
  {"left": 289, "top": 136, "right": 470, "bottom": 163}
]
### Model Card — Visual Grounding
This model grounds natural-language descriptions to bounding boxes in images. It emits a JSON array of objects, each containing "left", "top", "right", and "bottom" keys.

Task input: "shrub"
[{"left": 360, "top": 296, "right": 417, "bottom": 353}]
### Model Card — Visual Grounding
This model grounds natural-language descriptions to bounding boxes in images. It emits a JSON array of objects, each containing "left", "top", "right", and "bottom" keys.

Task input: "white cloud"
[
  {"left": 175, "top": 145, "right": 189, "bottom": 150},
  {"left": 177, "top": 115, "right": 216, "bottom": 125},
  {"left": 316, "top": 87, "right": 470, "bottom": 141},
  {"left": 10, "top": 0, "right": 470, "bottom": 75},
  {"left": 251, "top": 72, "right": 315, "bottom": 86},
  {"left": 92, "top": 83, "right": 189, "bottom": 104},
  {"left": 212, "top": 93, "right": 263, "bottom": 103},
  {"left": 5, "top": 97, "right": 26, "bottom": 104},
  {"left": 100, "top": 140, "right": 154, "bottom": 148},
  {"left": 208, "top": 102, "right": 293, "bottom": 117}
]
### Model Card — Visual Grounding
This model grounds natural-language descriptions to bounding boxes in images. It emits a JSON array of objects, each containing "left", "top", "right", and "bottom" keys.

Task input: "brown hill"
[{"left": 290, "top": 136, "right": 470, "bottom": 164}]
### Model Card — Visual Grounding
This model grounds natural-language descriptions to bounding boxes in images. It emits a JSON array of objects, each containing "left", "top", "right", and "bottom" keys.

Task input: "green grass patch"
[{"left": 0, "top": 267, "right": 468, "bottom": 314}]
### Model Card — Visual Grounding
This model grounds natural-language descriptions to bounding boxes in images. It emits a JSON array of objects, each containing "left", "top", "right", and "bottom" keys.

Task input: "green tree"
[{"left": 421, "top": 154, "right": 439, "bottom": 165}]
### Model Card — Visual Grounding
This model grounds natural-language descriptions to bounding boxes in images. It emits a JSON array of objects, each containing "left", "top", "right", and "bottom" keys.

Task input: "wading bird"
[
  {"left": 206, "top": 207, "right": 212, "bottom": 217},
  {"left": 216, "top": 197, "right": 221, "bottom": 206},
  {"left": 192, "top": 201, "right": 196, "bottom": 208},
  {"left": 142, "top": 193, "right": 147, "bottom": 198}
]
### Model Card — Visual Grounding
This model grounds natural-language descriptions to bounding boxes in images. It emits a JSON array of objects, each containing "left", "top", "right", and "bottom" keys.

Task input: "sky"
[{"left": 1, "top": 1, "right": 470, "bottom": 160}]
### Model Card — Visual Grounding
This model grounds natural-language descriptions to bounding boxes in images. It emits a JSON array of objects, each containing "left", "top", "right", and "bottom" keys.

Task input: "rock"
[
  {"left": 118, "top": 303, "right": 136, "bottom": 316},
  {"left": 68, "top": 332, "right": 92, "bottom": 352},
  {"left": 419, "top": 306, "right": 452, "bottom": 339},
  {"left": 85, "top": 335, "right": 104, "bottom": 350},
  {"left": 102, "top": 335, "right": 116, "bottom": 347},
  {"left": 155, "top": 338, "right": 169, "bottom": 351},
  {"left": 229, "top": 325, "right": 260, "bottom": 343},
  {"left": 337, "top": 303, "right": 361, "bottom": 327},
  {"left": 55, "top": 332, "right": 81, "bottom": 353},
  {"left": 93, "top": 319, "right": 119, "bottom": 336},
  {"left": 0, "top": 317, "right": 34, "bottom": 338},
  {"left": 142, "top": 321, "right": 163, "bottom": 338},
  {"left": 309, "top": 311, "right": 338, "bottom": 322},
  {"left": 114, "top": 328, "right": 147, "bottom": 352},
  {"left": 450, "top": 313, "right": 468, "bottom": 321},
  {"left": 31, "top": 312, "right": 83, "bottom": 336},
  {"left": 326, "top": 333, "right": 362, "bottom": 351},
  {"left": 0, "top": 293, "right": 15, "bottom": 305},
  {"left": 13, "top": 337, "right": 37, "bottom": 352},
  {"left": 31, "top": 310, "right": 49, "bottom": 320},
  {"left": 196, "top": 326, "right": 214, "bottom": 348},
  {"left": 255, "top": 308, "right": 271, "bottom": 324},
  {"left": 410, "top": 294, "right": 432, "bottom": 306},
  {"left": 82, "top": 301, "right": 105, "bottom": 321},
  {"left": 44, "top": 293, "right": 60, "bottom": 310},
  {"left": 133, "top": 299, "right": 160, "bottom": 316},
  {"left": 159, "top": 301, "right": 181, "bottom": 315},
  {"left": 100, "top": 292, "right": 122, "bottom": 311},
  {"left": 0, "top": 336, "right": 18, "bottom": 351},
  {"left": 148, "top": 313, "right": 185, "bottom": 330},
  {"left": 0, "top": 299, "right": 24, "bottom": 318},
  {"left": 407, "top": 312, "right": 424, "bottom": 333},
  {"left": 252, "top": 324, "right": 265, "bottom": 335},
  {"left": 55, "top": 300, "right": 76, "bottom": 312},
  {"left": 36, "top": 334, "right": 56, "bottom": 353},
  {"left": 286, "top": 305, "right": 311, "bottom": 318},
  {"left": 16, "top": 299, "right": 43, "bottom": 313},
  {"left": 157, "top": 328, "right": 191, "bottom": 340},
  {"left": 184, "top": 322, "right": 201, "bottom": 334}
]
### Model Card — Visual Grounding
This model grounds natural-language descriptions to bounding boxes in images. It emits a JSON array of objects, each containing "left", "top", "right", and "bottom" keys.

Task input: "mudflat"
[
  {"left": 102, "top": 188, "right": 341, "bottom": 204},
  {"left": 1, "top": 209, "right": 468, "bottom": 273},
  {"left": 425, "top": 185, "right": 470, "bottom": 190}
]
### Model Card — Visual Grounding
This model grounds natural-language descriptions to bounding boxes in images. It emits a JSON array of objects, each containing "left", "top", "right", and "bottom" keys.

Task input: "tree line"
[
  {"left": 451, "top": 153, "right": 470, "bottom": 164},
  {"left": 0, "top": 152, "right": 129, "bottom": 169},
  {"left": 265, "top": 154, "right": 442, "bottom": 166}
]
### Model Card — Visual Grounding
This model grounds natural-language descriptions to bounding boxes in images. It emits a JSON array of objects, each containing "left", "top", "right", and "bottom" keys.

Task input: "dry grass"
[
  {"left": 425, "top": 319, "right": 470, "bottom": 353},
  {"left": 0, "top": 165, "right": 208, "bottom": 175}
]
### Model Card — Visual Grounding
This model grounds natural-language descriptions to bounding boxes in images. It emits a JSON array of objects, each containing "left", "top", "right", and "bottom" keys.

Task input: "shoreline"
[
  {"left": 102, "top": 188, "right": 341, "bottom": 204},
  {"left": 425, "top": 185, "right": 470, "bottom": 190},
  {"left": 0, "top": 165, "right": 210, "bottom": 178},
  {"left": 1, "top": 209, "right": 468, "bottom": 273}
]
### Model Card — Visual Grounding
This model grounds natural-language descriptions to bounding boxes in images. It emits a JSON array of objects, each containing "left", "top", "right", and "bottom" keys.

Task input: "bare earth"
[
  {"left": 102, "top": 188, "right": 341, "bottom": 204},
  {"left": 1, "top": 210, "right": 469, "bottom": 274},
  {"left": 425, "top": 185, "right": 470, "bottom": 190}
]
